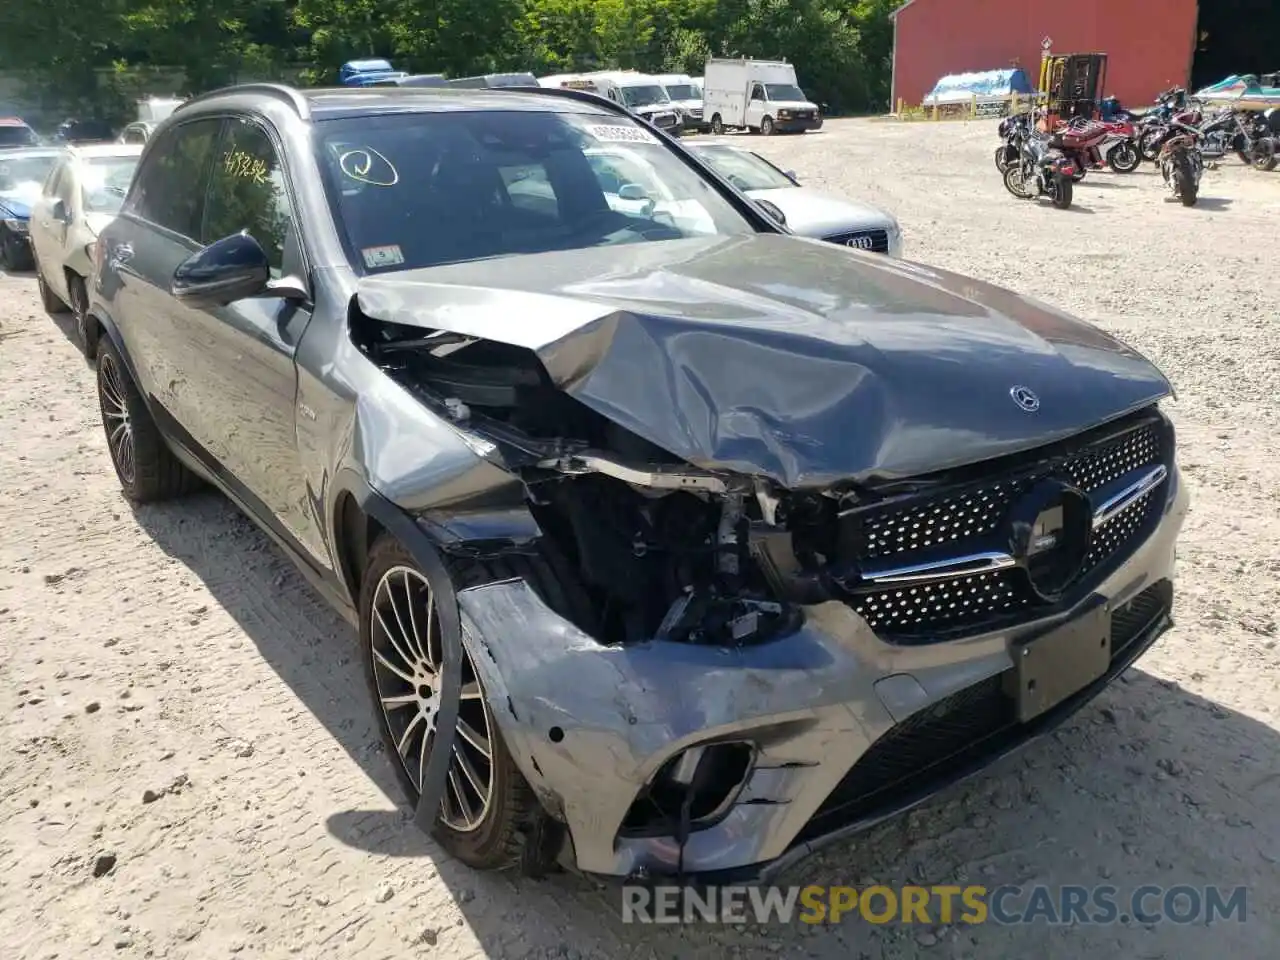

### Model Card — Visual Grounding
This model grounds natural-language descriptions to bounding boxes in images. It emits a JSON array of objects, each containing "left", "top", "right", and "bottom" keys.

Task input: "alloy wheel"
[
  {"left": 70, "top": 278, "right": 89, "bottom": 346},
  {"left": 370, "top": 565, "right": 495, "bottom": 832},
  {"left": 98, "top": 353, "right": 135, "bottom": 485}
]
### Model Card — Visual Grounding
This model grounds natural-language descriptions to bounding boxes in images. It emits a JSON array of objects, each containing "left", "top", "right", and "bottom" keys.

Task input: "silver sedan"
[{"left": 687, "top": 142, "right": 904, "bottom": 256}]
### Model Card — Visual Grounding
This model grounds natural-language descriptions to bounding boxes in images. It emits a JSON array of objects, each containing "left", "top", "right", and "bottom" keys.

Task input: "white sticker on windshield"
[
  {"left": 362, "top": 244, "right": 405, "bottom": 269},
  {"left": 587, "top": 124, "right": 659, "bottom": 145}
]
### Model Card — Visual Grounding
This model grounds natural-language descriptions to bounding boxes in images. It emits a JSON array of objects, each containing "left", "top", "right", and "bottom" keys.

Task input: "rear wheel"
[
  {"left": 1173, "top": 154, "right": 1198, "bottom": 206},
  {"left": 710, "top": 114, "right": 724, "bottom": 136},
  {"left": 760, "top": 115, "right": 775, "bottom": 136},
  {"left": 361, "top": 536, "right": 591, "bottom": 870},
  {"left": 0, "top": 227, "right": 33, "bottom": 272},
  {"left": 1050, "top": 174, "right": 1073, "bottom": 209},
  {"left": 95, "top": 337, "right": 199, "bottom": 502}
]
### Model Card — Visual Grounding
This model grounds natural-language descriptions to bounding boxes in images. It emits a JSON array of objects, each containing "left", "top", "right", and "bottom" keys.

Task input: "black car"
[
  {"left": 53, "top": 118, "right": 116, "bottom": 144},
  {"left": 85, "top": 82, "right": 1187, "bottom": 883}
]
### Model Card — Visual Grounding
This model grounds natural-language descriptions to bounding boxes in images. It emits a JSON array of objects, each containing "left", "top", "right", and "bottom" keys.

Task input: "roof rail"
[{"left": 173, "top": 83, "right": 311, "bottom": 120}]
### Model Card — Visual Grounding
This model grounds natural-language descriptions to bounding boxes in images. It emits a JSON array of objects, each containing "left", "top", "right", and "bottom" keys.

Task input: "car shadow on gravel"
[{"left": 127, "top": 493, "right": 1280, "bottom": 955}]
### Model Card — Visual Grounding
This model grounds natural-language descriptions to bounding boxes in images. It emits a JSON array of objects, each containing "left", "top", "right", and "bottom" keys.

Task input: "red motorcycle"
[{"left": 1050, "top": 117, "right": 1143, "bottom": 176}]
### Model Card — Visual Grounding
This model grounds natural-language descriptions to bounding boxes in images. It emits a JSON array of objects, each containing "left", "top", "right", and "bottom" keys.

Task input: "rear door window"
[{"left": 125, "top": 118, "right": 222, "bottom": 239}]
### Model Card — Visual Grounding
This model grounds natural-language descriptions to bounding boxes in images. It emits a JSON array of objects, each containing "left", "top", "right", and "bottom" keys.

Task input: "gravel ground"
[{"left": 1, "top": 117, "right": 1278, "bottom": 960}]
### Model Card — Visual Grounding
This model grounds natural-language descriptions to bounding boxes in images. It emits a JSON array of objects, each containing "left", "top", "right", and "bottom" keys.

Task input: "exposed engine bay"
[{"left": 352, "top": 312, "right": 871, "bottom": 646}]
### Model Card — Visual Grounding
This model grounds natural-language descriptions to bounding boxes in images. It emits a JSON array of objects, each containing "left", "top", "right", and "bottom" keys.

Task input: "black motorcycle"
[
  {"left": 1002, "top": 130, "right": 1077, "bottom": 209},
  {"left": 994, "top": 112, "right": 1033, "bottom": 172},
  {"left": 1243, "top": 110, "right": 1278, "bottom": 171}
]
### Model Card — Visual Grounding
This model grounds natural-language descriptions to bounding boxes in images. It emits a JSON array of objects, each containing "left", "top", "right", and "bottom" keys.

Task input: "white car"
[
  {"left": 28, "top": 143, "right": 143, "bottom": 346},
  {"left": 687, "top": 143, "right": 903, "bottom": 256}
]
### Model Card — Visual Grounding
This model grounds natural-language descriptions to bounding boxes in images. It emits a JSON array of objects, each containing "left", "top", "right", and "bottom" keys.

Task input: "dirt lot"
[{"left": 1, "top": 117, "right": 1278, "bottom": 960}]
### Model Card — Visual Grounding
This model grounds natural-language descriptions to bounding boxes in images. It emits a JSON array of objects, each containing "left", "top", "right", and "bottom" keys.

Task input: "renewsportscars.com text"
[{"left": 621, "top": 884, "right": 1249, "bottom": 926}]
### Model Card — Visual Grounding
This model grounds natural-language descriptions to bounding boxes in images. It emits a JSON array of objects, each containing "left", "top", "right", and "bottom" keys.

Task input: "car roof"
[
  {"left": 67, "top": 143, "right": 145, "bottom": 160},
  {"left": 0, "top": 117, "right": 33, "bottom": 127},
  {"left": 175, "top": 84, "right": 622, "bottom": 124}
]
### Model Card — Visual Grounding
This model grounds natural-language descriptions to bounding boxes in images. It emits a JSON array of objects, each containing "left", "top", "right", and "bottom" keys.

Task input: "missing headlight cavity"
[{"left": 351, "top": 310, "right": 860, "bottom": 646}]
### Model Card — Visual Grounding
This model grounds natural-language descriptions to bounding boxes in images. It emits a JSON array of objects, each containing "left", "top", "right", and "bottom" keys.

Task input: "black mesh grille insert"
[
  {"left": 799, "top": 579, "right": 1172, "bottom": 844},
  {"left": 847, "top": 414, "right": 1168, "bottom": 640}
]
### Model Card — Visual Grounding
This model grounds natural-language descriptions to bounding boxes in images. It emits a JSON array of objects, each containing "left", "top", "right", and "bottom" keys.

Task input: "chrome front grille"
[{"left": 845, "top": 413, "right": 1169, "bottom": 640}]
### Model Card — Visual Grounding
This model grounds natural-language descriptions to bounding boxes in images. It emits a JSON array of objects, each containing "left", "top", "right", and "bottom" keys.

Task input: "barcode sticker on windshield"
[
  {"left": 587, "top": 124, "right": 659, "bottom": 145},
  {"left": 362, "top": 244, "right": 404, "bottom": 269}
]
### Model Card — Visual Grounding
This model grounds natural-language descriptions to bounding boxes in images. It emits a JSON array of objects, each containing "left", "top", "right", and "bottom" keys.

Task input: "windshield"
[
  {"left": 664, "top": 84, "right": 697, "bottom": 101},
  {"left": 693, "top": 147, "right": 795, "bottom": 191},
  {"left": 764, "top": 83, "right": 807, "bottom": 102},
  {"left": 0, "top": 154, "right": 57, "bottom": 193},
  {"left": 315, "top": 110, "right": 755, "bottom": 273},
  {"left": 621, "top": 85, "right": 670, "bottom": 107},
  {"left": 82, "top": 156, "right": 139, "bottom": 213}
]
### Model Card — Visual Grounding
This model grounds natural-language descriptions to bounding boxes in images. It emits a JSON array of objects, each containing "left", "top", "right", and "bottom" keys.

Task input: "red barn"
[{"left": 889, "top": 0, "right": 1200, "bottom": 110}]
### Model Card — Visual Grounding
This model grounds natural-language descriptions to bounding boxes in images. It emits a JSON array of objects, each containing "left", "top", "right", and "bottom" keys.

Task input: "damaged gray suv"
[{"left": 86, "top": 82, "right": 1188, "bottom": 883}]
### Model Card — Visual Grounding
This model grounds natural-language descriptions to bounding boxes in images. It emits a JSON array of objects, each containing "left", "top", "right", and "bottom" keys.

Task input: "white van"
[
  {"left": 537, "top": 71, "right": 683, "bottom": 136},
  {"left": 702, "top": 58, "right": 822, "bottom": 135},
  {"left": 653, "top": 73, "right": 705, "bottom": 132}
]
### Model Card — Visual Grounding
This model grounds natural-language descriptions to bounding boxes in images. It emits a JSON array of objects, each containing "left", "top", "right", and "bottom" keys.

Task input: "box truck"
[{"left": 702, "top": 58, "right": 822, "bottom": 135}]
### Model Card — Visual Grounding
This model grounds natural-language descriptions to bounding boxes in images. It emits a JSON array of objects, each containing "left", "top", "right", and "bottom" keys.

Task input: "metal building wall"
[{"left": 890, "top": 0, "right": 1200, "bottom": 109}]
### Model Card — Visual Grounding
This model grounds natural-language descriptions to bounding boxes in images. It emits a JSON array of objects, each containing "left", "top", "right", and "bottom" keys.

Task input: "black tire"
[
  {"left": 36, "top": 265, "right": 68, "bottom": 314},
  {"left": 1107, "top": 141, "right": 1141, "bottom": 173},
  {"left": 1050, "top": 174, "right": 1073, "bottom": 209},
  {"left": 760, "top": 115, "right": 775, "bottom": 136},
  {"left": 1139, "top": 129, "right": 1163, "bottom": 162},
  {"left": 95, "top": 337, "right": 198, "bottom": 502},
  {"left": 1253, "top": 138, "right": 1277, "bottom": 171},
  {"left": 994, "top": 145, "right": 1011, "bottom": 172},
  {"left": 67, "top": 273, "right": 91, "bottom": 355},
  {"left": 1173, "top": 154, "right": 1198, "bottom": 206},
  {"left": 360, "top": 535, "right": 592, "bottom": 871},
  {"left": 0, "top": 227, "right": 33, "bottom": 272},
  {"left": 710, "top": 114, "right": 724, "bottom": 136}
]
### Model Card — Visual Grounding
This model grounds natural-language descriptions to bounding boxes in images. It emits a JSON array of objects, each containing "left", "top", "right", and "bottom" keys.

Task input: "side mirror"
[
  {"left": 783, "top": 169, "right": 799, "bottom": 184},
  {"left": 754, "top": 198, "right": 787, "bottom": 227},
  {"left": 617, "top": 183, "right": 649, "bottom": 201},
  {"left": 171, "top": 232, "right": 271, "bottom": 306}
]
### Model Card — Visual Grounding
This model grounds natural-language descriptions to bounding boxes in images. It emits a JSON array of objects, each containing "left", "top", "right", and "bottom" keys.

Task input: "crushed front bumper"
[{"left": 456, "top": 464, "right": 1188, "bottom": 882}]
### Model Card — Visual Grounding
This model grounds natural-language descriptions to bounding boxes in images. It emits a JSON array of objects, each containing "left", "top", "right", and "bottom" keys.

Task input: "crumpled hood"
[
  {"left": 745, "top": 186, "right": 899, "bottom": 239},
  {"left": 356, "top": 234, "right": 1172, "bottom": 488}
]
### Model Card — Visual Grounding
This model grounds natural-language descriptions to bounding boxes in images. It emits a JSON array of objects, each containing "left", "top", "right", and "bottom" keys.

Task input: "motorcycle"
[
  {"left": 994, "top": 113, "right": 1032, "bottom": 172},
  {"left": 1003, "top": 130, "right": 1078, "bottom": 209},
  {"left": 1158, "top": 122, "right": 1204, "bottom": 206},
  {"left": 1138, "top": 88, "right": 1191, "bottom": 162},
  {"left": 1196, "top": 107, "right": 1263, "bottom": 165},
  {"left": 1243, "top": 110, "right": 1278, "bottom": 170},
  {"left": 1047, "top": 117, "right": 1139, "bottom": 177}
]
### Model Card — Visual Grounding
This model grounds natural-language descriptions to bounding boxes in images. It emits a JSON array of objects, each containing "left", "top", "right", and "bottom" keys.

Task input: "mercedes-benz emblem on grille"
[
  {"left": 845, "top": 235, "right": 875, "bottom": 250},
  {"left": 1006, "top": 478, "right": 1092, "bottom": 601},
  {"left": 1010, "top": 385, "right": 1040, "bottom": 412}
]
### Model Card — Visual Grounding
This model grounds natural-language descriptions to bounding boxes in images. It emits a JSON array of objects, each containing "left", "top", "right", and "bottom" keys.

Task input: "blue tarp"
[{"left": 923, "top": 69, "right": 1034, "bottom": 104}]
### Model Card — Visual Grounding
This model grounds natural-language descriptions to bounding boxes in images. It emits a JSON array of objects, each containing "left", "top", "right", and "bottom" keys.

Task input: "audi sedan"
[{"left": 687, "top": 142, "right": 903, "bottom": 255}]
